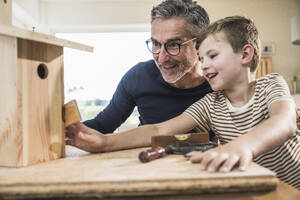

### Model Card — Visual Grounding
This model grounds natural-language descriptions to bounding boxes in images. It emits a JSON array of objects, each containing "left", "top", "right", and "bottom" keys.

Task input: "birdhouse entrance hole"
[{"left": 37, "top": 63, "right": 48, "bottom": 79}]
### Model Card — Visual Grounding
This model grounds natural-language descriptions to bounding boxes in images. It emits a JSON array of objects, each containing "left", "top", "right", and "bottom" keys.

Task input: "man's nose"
[{"left": 157, "top": 46, "right": 170, "bottom": 63}]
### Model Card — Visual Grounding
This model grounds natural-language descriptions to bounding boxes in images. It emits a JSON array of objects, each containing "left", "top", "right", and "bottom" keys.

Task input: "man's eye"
[
  {"left": 152, "top": 41, "right": 160, "bottom": 47},
  {"left": 167, "top": 42, "right": 179, "bottom": 49}
]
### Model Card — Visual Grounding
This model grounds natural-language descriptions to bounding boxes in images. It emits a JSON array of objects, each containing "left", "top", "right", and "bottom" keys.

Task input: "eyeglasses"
[{"left": 145, "top": 38, "right": 197, "bottom": 56}]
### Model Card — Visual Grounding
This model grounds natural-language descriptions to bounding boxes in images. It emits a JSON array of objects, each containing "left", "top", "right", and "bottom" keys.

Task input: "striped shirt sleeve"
[
  {"left": 184, "top": 94, "right": 213, "bottom": 133},
  {"left": 264, "top": 73, "right": 294, "bottom": 109}
]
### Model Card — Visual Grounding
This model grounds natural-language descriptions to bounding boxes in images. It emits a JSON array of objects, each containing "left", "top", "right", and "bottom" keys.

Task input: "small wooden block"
[
  {"left": 151, "top": 132, "right": 210, "bottom": 148},
  {"left": 63, "top": 100, "right": 81, "bottom": 127}
]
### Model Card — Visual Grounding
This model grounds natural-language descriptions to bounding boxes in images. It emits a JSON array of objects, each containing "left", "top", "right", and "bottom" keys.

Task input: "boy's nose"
[{"left": 201, "top": 60, "right": 210, "bottom": 70}]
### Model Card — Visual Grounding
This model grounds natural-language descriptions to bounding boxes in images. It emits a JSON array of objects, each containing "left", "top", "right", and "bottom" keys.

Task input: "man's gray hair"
[{"left": 151, "top": 0, "right": 209, "bottom": 46}]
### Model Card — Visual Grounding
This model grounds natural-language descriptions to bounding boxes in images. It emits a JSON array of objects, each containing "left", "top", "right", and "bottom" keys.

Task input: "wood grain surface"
[
  {"left": 0, "top": 34, "right": 19, "bottom": 167},
  {"left": 0, "top": 146, "right": 280, "bottom": 199}
]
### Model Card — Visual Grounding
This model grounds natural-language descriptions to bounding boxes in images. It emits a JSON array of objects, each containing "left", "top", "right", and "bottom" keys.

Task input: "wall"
[
  {"left": 15, "top": 0, "right": 300, "bottom": 93},
  {"left": 13, "top": 0, "right": 50, "bottom": 33},
  {"left": 14, "top": 0, "right": 40, "bottom": 20},
  {"left": 198, "top": 0, "right": 300, "bottom": 93}
]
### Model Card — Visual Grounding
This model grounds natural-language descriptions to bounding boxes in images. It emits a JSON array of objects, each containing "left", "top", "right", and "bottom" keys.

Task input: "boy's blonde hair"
[{"left": 198, "top": 16, "right": 261, "bottom": 72}]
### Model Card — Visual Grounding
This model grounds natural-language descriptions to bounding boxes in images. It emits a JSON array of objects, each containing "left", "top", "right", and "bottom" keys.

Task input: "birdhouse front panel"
[{"left": 17, "top": 38, "right": 65, "bottom": 166}]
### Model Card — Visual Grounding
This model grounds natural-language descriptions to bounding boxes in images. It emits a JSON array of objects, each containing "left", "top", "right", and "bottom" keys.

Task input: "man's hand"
[
  {"left": 187, "top": 141, "right": 253, "bottom": 173},
  {"left": 65, "top": 122, "right": 106, "bottom": 153}
]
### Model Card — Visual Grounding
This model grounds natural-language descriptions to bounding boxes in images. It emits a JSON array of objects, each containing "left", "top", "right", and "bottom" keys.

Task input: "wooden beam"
[{"left": 0, "top": 25, "right": 94, "bottom": 52}]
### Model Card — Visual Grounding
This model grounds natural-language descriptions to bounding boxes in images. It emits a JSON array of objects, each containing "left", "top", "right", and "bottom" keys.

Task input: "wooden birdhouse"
[{"left": 0, "top": 0, "right": 93, "bottom": 167}]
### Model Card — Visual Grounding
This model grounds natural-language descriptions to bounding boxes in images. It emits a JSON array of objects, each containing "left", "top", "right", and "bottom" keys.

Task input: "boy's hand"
[
  {"left": 65, "top": 122, "right": 107, "bottom": 153},
  {"left": 188, "top": 141, "right": 253, "bottom": 173}
]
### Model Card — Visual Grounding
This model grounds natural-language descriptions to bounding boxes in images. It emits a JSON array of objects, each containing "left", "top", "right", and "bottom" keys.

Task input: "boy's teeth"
[{"left": 207, "top": 73, "right": 217, "bottom": 79}]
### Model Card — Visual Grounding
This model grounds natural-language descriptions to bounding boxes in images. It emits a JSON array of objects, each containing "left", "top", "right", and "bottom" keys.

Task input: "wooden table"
[{"left": 0, "top": 146, "right": 299, "bottom": 200}]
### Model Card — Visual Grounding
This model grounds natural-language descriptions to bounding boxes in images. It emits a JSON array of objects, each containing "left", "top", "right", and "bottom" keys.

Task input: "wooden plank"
[
  {"left": 256, "top": 57, "right": 272, "bottom": 79},
  {"left": 266, "top": 57, "right": 272, "bottom": 74},
  {"left": 0, "top": 25, "right": 93, "bottom": 52},
  {"left": 262, "top": 59, "right": 267, "bottom": 76},
  {"left": 0, "top": 0, "right": 12, "bottom": 26},
  {"left": 0, "top": 147, "right": 278, "bottom": 199},
  {"left": 17, "top": 38, "right": 65, "bottom": 166},
  {"left": 256, "top": 60, "right": 262, "bottom": 78},
  {"left": 0, "top": 34, "right": 19, "bottom": 167}
]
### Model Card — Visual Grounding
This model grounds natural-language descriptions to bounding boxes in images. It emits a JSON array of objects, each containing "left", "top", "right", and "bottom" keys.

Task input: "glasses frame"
[{"left": 146, "top": 38, "right": 197, "bottom": 56}]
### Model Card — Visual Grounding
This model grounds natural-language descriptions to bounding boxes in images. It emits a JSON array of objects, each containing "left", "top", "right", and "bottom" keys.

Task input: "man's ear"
[{"left": 241, "top": 44, "right": 254, "bottom": 65}]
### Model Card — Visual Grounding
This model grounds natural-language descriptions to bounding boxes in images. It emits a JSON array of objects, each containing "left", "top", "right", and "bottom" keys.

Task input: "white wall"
[
  {"left": 13, "top": 0, "right": 50, "bottom": 33},
  {"left": 14, "top": 0, "right": 40, "bottom": 20}
]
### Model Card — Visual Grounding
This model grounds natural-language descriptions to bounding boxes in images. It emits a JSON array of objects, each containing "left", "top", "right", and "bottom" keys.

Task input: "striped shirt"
[{"left": 185, "top": 73, "right": 300, "bottom": 190}]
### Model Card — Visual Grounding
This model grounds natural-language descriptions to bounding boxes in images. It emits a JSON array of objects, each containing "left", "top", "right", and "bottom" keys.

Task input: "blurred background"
[{"left": 10, "top": 0, "right": 300, "bottom": 130}]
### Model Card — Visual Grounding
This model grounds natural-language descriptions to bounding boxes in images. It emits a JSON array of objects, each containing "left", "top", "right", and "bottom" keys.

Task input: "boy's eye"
[{"left": 209, "top": 53, "right": 217, "bottom": 59}]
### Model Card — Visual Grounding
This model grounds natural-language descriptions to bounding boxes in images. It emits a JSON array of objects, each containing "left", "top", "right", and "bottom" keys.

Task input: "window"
[{"left": 56, "top": 32, "right": 152, "bottom": 131}]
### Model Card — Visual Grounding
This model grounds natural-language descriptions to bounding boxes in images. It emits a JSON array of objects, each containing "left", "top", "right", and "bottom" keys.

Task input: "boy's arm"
[
  {"left": 244, "top": 100, "right": 296, "bottom": 158},
  {"left": 189, "top": 99, "right": 297, "bottom": 172},
  {"left": 66, "top": 113, "right": 197, "bottom": 152}
]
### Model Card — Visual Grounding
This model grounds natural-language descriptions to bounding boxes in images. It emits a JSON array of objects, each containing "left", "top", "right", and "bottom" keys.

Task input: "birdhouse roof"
[{"left": 0, "top": 25, "right": 93, "bottom": 52}]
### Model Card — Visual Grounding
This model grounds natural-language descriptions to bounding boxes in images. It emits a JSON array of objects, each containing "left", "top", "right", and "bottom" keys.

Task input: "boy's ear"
[{"left": 241, "top": 44, "right": 254, "bottom": 65}]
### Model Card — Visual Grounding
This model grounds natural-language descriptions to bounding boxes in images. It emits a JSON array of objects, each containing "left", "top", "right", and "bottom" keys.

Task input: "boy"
[
  {"left": 67, "top": 16, "right": 300, "bottom": 189},
  {"left": 187, "top": 16, "right": 300, "bottom": 189}
]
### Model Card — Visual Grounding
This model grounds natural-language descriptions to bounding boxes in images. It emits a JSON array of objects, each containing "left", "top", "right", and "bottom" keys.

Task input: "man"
[
  {"left": 66, "top": 0, "right": 213, "bottom": 152},
  {"left": 66, "top": 0, "right": 300, "bottom": 152}
]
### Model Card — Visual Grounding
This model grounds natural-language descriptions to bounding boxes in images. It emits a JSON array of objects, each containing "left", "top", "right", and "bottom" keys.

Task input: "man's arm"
[{"left": 66, "top": 113, "right": 197, "bottom": 152}]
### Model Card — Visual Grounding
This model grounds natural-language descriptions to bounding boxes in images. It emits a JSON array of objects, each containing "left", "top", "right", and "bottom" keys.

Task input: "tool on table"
[
  {"left": 139, "top": 141, "right": 218, "bottom": 163},
  {"left": 151, "top": 132, "right": 210, "bottom": 148}
]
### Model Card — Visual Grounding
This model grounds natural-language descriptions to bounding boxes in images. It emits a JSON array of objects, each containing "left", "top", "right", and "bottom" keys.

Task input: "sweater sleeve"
[{"left": 83, "top": 71, "right": 136, "bottom": 133}]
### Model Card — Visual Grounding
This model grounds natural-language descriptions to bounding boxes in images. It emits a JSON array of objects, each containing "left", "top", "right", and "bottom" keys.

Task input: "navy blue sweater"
[{"left": 84, "top": 59, "right": 212, "bottom": 133}]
